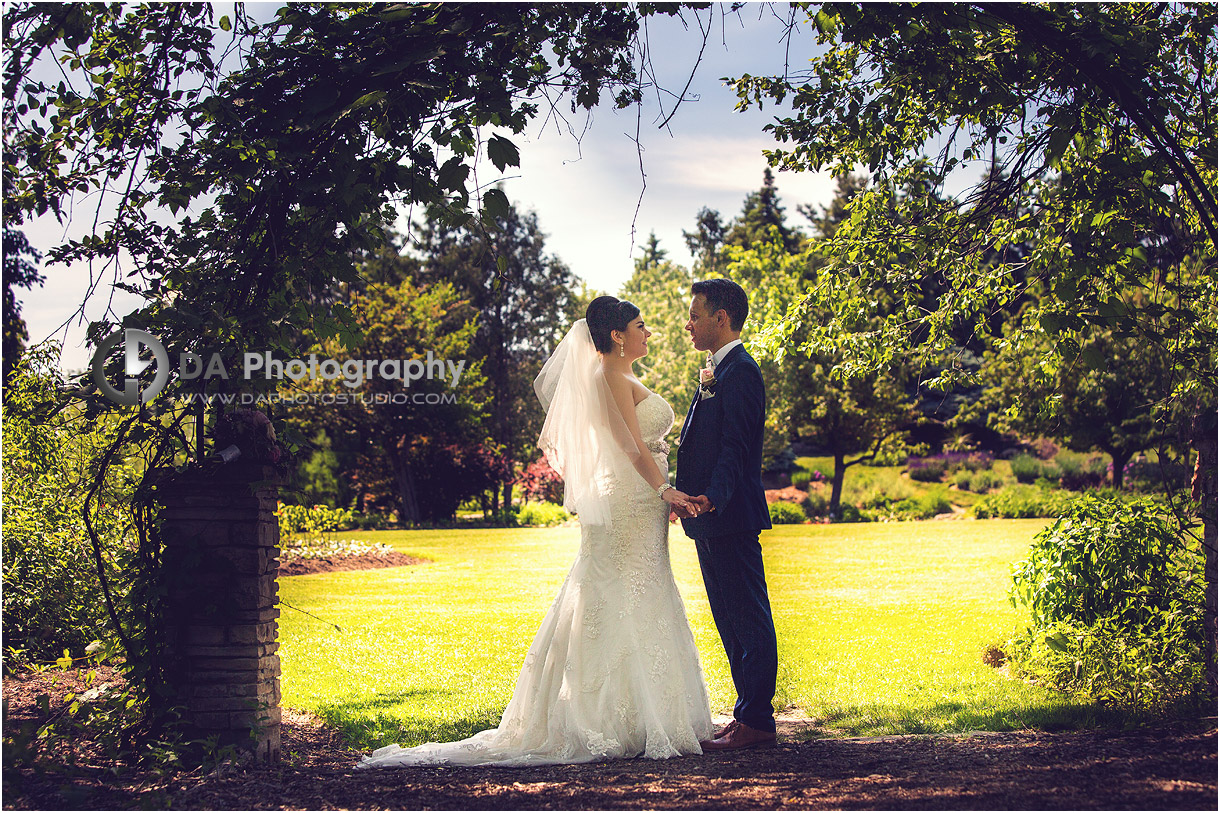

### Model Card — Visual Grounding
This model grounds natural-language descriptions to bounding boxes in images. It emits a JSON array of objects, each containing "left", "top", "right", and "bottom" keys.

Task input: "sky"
[{"left": 17, "top": 4, "right": 838, "bottom": 373}]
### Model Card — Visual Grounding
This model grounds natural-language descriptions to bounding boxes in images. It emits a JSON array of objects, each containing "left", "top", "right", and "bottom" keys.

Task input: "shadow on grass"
[
  {"left": 314, "top": 687, "right": 503, "bottom": 751},
  {"left": 790, "top": 698, "right": 1142, "bottom": 739}
]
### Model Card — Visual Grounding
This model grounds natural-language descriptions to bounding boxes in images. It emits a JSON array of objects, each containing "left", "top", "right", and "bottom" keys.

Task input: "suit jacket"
[{"left": 676, "top": 343, "right": 772, "bottom": 539}]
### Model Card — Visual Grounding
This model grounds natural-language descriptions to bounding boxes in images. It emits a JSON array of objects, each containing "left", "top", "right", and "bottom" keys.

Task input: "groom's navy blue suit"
[{"left": 676, "top": 343, "right": 778, "bottom": 734}]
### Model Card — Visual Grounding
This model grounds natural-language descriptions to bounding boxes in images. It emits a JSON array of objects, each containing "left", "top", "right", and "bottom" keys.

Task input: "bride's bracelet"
[{"left": 656, "top": 483, "right": 675, "bottom": 499}]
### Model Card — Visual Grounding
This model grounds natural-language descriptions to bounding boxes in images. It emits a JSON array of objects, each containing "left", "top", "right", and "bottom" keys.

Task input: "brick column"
[{"left": 153, "top": 461, "right": 281, "bottom": 762}]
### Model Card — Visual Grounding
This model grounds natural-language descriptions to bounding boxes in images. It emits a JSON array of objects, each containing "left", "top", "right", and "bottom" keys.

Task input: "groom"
[{"left": 675, "top": 278, "right": 778, "bottom": 751}]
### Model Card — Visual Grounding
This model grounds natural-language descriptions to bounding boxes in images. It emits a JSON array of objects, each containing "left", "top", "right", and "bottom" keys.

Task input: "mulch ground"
[
  {"left": 5, "top": 667, "right": 1215, "bottom": 811},
  {"left": 4, "top": 554, "right": 1216, "bottom": 810}
]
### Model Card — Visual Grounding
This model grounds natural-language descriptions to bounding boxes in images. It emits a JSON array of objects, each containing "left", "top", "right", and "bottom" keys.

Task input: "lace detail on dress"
[{"left": 356, "top": 391, "right": 712, "bottom": 769}]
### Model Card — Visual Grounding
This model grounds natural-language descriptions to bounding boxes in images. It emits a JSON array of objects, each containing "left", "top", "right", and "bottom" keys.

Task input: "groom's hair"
[
  {"left": 586, "top": 295, "right": 641, "bottom": 354},
  {"left": 692, "top": 278, "right": 748, "bottom": 332}
]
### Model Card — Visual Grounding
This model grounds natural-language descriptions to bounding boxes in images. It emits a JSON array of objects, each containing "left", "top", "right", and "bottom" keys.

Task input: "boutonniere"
[{"left": 698, "top": 361, "right": 718, "bottom": 400}]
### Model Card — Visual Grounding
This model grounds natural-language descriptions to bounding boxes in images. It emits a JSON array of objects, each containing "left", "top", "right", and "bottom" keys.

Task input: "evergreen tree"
[
  {"left": 414, "top": 195, "right": 579, "bottom": 512},
  {"left": 724, "top": 168, "right": 804, "bottom": 254},
  {"left": 682, "top": 207, "right": 727, "bottom": 275}
]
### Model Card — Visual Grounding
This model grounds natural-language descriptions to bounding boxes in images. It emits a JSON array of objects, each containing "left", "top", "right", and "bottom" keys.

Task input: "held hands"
[
  {"left": 660, "top": 486, "right": 696, "bottom": 517},
  {"left": 667, "top": 493, "right": 715, "bottom": 520}
]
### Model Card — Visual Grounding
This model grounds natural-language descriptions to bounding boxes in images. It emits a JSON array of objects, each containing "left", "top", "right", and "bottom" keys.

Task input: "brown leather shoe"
[
  {"left": 701, "top": 721, "right": 777, "bottom": 751},
  {"left": 711, "top": 719, "right": 740, "bottom": 740}
]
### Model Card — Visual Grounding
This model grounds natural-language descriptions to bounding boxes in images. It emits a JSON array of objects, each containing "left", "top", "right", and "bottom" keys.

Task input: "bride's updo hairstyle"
[{"left": 585, "top": 296, "right": 641, "bottom": 355}]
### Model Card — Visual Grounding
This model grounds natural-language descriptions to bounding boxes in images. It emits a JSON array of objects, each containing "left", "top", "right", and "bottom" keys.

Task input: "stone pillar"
[{"left": 153, "top": 461, "right": 281, "bottom": 762}]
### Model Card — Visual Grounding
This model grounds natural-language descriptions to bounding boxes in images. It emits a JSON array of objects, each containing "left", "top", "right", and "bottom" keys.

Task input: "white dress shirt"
[{"left": 711, "top": 338, "right": 743, "bottom": 369}]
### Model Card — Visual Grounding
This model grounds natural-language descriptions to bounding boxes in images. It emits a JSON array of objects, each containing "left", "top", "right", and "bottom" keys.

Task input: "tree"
[
  {"left": 413, "top": 197, "right": 578, "bottom": 513},
  {"left": 618, "top": 249, "right": 700, "bottom": 466},
  {"left": 682, "top": 207, "right": 727, "bottom": 275},
  {"left": 3, "top": 2, "right": 656, "bottom": 705},
  {"left": 733, "top": 175, "right": 919, "bottom": 514},
  {"left": 973, "top": 315, "right": 1187, "bottom": 491},
  {"left": 724, "top": 168, "right": 805, "bottom": 254},
  {"left": 637, "top": 230, "right": 669, "bottom": 269},
  {"left": 734, "top": 0, "right": 1216, "bottom": 687},
  {"left": 290, "top": 278, "right": 492, "bottom": 524},
  {"left": 4, "top": 2, "right": 650, "bottom": 420},
  {"left": 2, "top": 227, "right": 43, "bottom": 387}
]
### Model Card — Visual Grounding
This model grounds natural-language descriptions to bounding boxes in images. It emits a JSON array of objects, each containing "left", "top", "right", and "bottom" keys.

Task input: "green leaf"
[
  {"left": 219, "top": 15, "right": 232, "bottom": 32},
  {"left": 1081, "top": 344, "right": 1105, "bottom": 369},
  {"left": 1045, "top": 632, "right": 1072, "bottom": 654},
  {"left": 437, "top": 157, "right": 469, "bottom": 192},
  {"left": 482, "top": 187, "right": 510, "bottom": 221},
  {"left": 1045, "top": 127, "right": 1073, "bottom": 167},
  {"left": 487, "top": 135, "right": 520, "bottom": 171}
]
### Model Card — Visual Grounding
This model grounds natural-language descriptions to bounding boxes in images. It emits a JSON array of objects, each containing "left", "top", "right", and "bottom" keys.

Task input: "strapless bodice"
[{"left": 635, "top": 392, "right": 674, "bottom": 455}]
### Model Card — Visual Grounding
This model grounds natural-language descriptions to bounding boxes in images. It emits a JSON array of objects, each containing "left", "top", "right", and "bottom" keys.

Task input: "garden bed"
[{"left": 279, "top": 550, "right": 427, "bottom": 576}]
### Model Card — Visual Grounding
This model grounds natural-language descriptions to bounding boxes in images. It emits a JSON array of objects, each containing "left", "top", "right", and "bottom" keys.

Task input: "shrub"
[
  {"left": 1031, "top": 438, "right": 1060, "bottom": 460},
  {"left": 951, "top": 451, "right": 995, "bottom": 472},
  {"left": 1010, "top": 454, "right": 1047, "bottom": 484},
  {"left": 276, "top": 503, "right": 354, "bottom": 545},
  {"left": 769, "top": 500, "right": 807, "bottom": 524},
  {"left": 801, "top": 491, "right": 829, "bottom": 518},
  {"left": 969, "top": 470, "right": 1002, "bottom": 493},
  {"left": 970, "top": 485, "right": 1076, "bottom": 518},
  {"left": 953, "top": 470, "right": 974, "bottom": 491},
  {"left": 2, "top": 345, "right": 132, "bottom": 662},
  {"left": 1007, "top": 619, "right": 1207, "bottom": 713},
  {"left": 514, "top": 501, "right": 571, "bottom": 527},
  {"left": 1058, "top": 456, "right": 1109, "bottom": 490},
  {"left": 836, "top": 504, "right": 870, "bottom": 523},
  {"left": 907, "top": 457, "right": 948, "bottom": 482},
  {"left": 859, "top": 489, "right": 894, "bottom": 510},
  {"left": 1007, "top": 496, "right": 1207, "bottom": 712},
  {"left": 349, "top": 511, "right": 391, "bottom": 530},
  {"left": 891, "top": 487, "right": 952, "bottom": 520},
  {"left": 516, "top": 457, "right": 564, "bottom": 504},
  {"left": 1125, "top": 457, "right": 1190, "bottom": 492},
  {"left": 790, "top": 470, "right": 812, "bottom": 490}
]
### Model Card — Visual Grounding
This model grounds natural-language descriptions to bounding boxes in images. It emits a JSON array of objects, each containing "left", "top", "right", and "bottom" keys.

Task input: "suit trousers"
[{"left": 693, "top": 531, "right": 778, "bottom": 733}]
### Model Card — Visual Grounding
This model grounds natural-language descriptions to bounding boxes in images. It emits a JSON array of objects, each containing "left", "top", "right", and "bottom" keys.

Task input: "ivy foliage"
[{"left": 3, "top": 2, "right": 652, "bottom": 420}]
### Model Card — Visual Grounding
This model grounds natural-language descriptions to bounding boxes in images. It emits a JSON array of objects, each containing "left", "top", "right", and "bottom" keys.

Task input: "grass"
[{"left": 278, "top": 520, "right": 1114, "bottom": 751}]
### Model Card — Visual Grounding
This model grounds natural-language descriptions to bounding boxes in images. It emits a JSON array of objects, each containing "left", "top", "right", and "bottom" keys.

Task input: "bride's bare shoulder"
[{"left": 601, "top": 369, "right": 649, "bottom": 405}]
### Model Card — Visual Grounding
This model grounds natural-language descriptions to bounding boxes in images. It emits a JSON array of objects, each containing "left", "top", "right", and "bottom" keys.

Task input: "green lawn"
[{"left": 278, "top": 520, "right": 1104, "bottom": 751}]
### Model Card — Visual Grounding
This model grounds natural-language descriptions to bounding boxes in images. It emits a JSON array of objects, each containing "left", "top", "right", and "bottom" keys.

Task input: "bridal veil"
[{"left": 533, "top": 318, "right": 645, "bottom": 527}]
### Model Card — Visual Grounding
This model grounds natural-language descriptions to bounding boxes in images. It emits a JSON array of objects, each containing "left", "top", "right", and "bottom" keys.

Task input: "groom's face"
[{"left": 686, "top": 294, "right": 720, "bottom": 352}]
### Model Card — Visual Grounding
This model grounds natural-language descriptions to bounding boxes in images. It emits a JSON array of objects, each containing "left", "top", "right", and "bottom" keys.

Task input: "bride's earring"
[{"left": 619, "top": 341, "right": 625, "bottom": 357}]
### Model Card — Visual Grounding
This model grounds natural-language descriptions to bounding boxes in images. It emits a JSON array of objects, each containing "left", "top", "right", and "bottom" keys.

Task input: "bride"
[{"left": 356, "top": 296, "right": 715, "bottom": 768}]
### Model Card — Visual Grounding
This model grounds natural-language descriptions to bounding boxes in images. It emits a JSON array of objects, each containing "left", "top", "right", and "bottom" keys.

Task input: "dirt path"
[{"left": 4, "top": 670, "right": 1215, "bottom": 810}]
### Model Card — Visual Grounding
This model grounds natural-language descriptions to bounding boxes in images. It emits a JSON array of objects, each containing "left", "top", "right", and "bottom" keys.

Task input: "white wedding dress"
[{"left": 357, "top": 392, "right": 714, "bottom": 768}]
